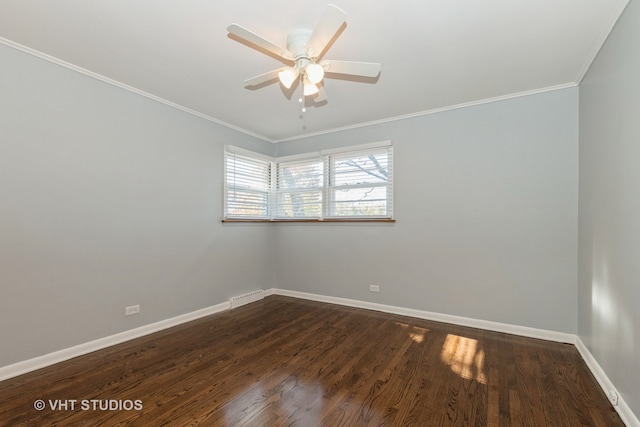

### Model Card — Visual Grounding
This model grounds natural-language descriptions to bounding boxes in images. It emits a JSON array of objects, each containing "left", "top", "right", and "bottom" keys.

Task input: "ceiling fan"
[{"left": 227, "top": 4, "right": 381, "bottom": 105}]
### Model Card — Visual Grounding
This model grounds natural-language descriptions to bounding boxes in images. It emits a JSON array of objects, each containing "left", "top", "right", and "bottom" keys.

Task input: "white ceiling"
[{"left": 0, "top": 0, "right": 629, "bottom": 142}]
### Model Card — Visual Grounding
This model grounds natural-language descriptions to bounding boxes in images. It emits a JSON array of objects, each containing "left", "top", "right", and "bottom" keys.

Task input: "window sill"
[{"left": 222, "top": 218, "right": 395, "bottom": 223}]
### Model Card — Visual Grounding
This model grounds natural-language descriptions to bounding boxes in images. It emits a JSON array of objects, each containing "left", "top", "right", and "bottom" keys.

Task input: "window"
[
  {"left": 223, "top": 141, "right": 393, "bottom": 221},
  {"left": 327, "top": 146, "right": 392, "bottom": 218},
  {"left": 224, "top": 147, "right": 272, "bottom": 219},
  {"left": 276, "top": 157, "right": 324, "bottom": 219}
]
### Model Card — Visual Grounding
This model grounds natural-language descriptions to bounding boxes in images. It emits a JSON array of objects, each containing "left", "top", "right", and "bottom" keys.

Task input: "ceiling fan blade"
[
  {"left": 305, "top": 4, "right": 347, "bottom": 58},
  {"left": 244, "top": 68, "right": 286, "bottom": 87},
  {"left": 227, "top": 24, "right": 292, "bottom": 60},
  {"left": 321, "top": 60, "right": 381, "bottom": 78}
]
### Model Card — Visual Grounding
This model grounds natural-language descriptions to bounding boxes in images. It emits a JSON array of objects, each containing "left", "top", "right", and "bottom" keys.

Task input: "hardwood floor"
[{"left": 0, "top": 296, "right": 624, "bottom": 426}]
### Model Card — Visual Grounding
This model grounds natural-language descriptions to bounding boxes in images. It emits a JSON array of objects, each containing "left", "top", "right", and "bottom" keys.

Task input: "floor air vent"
[{"left": 229, "top": 290, "right": 264, "bottom": 309}]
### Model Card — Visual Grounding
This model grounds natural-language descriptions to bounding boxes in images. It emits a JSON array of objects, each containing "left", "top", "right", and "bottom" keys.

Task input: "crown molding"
[
  {"left": 272, "top": 83, "right": 578, "bottom": 143},
  {"left": 0, "top": 36, "right": 274, "bottom": 143},
  {"left": 575, "top": 0, "right": 630, "bottom": 84},
  {"left": 3, "top": 35, "right": 581, "bottom": 146}
]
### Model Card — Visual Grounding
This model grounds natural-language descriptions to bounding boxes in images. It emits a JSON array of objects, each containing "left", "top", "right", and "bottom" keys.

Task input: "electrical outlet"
[
  {"left": 608, "top": 390, "right": 619, "bottom": 406},
  {"left": 369, "top": 284, "right": 380, "bottom": 293},
  {"left": 125, "top": 305, "right": 140, "bottom": 316}
]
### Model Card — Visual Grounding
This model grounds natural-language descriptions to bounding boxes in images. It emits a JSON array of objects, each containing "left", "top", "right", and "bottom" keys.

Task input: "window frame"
[
  {"left": 223, "top": 146, "right": 274, "bottom": 220},
  {"left": 324, "top": 143, "right": 393, "bottom": 220},
  {"left": 223, "top": 141, "right": 394, "bottom": 223},
  {"left": 274, "top": 155, "right": 324, "bottom": 220}
]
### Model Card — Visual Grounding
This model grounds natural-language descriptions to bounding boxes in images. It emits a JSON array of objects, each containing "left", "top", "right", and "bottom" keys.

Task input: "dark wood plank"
[{"left": 0, "top": 296, "right": 625, "bottom": 426}]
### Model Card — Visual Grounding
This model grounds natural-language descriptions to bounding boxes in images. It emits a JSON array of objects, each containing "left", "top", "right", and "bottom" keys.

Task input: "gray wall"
[
  {"left": 275, "top": 88, "right": 579, "bottom": 333},
  {"left": 0, "top": 36, "right": 581, "bottom": 369},
  {"left": 0, "top": 44, "right": 274, "bottom": 366},
  {"left": 578, "top": 0, "right": 640, "bottom": 417}
]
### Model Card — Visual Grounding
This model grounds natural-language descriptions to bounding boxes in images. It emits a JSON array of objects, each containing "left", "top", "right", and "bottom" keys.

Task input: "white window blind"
[
  {"left": 224, "top": 148, "right": 272, "bottom": 219},
  {"left": 327, "top": 145, "right": 393, "bottom": 218},
  {"left": 276, "top": 157, "right": 323, "bottom": 219},
  {"left": 223, "top": 142, "right": 392, "bottom": 221}
]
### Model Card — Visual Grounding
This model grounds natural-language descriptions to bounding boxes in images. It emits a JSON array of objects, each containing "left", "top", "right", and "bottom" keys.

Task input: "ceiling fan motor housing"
[
  {"left": 287, "top": 29, "right": 314, "bottom": 59},
  {"left": 286, "top": 28, "right": 325, "bottom": 86}
]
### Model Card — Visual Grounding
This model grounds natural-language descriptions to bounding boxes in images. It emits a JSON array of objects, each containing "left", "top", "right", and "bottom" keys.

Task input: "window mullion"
[
  {"left": 269, "top": 160, "right": 276, "bottom": 220},
  {"left": 322, "top": 154, "right": 330, "bottom": 219}
]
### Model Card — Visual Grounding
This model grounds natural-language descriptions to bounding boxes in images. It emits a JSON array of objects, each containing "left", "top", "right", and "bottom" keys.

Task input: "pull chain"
[{"left": 299, "top": 76, "right": 306, "bottom": 113}]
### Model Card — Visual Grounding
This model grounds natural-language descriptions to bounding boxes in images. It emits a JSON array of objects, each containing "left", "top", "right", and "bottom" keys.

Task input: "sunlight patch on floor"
[
  {"left": 441, "top": 334, "right": 486, "bottom": 384},
  {"left": 394, "top": 322, "right": 429, "bottom": 343}
]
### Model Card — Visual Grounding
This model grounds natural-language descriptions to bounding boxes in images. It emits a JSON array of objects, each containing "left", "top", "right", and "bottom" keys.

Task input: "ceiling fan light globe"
[
  {"left": 278, "top": 68, "right": 299, "bottom": 89},
  {"left": 303, "top": 80, "right": 320, "bottom": 96},
  {"left": 305, "top": 63, "right": 325, "bottom": 84}
]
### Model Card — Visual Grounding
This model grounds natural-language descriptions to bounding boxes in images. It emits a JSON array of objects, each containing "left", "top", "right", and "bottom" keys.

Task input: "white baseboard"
[
  {"left": 11, "top": 289, "right": 564, "bottom": 381},
  {"left": 1, "top": 289, "right": 637, "bottom": 426},
  {"left": 0, "top": 301, "right": 229, "bottom": 382},
  {"left": 271, "top": 288, "right": 637, "bottom": 425},
  {"left": 270, "top": 288, "right": 576, "bottom": 343},
  {"left": 575, "top": 337, "right": 640, "bottom": 427}
]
